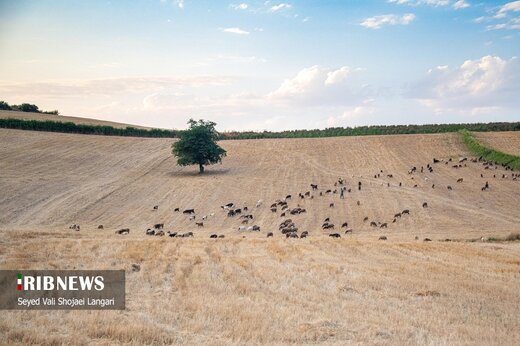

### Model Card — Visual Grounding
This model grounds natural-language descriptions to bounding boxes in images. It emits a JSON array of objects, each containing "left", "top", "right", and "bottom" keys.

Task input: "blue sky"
[{"left": 0, "top": 0, "right": 519, "bottom": 130}]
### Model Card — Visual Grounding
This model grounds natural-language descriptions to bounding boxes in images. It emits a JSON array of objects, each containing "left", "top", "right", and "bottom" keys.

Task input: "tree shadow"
[{"left": 167, "top": 168, "right": 232, "bottom": 177}]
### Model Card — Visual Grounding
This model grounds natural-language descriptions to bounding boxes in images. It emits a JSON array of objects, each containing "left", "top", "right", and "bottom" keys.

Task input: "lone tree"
[{"left": 172, "top": 119, "right": 227, "bottom": 174}]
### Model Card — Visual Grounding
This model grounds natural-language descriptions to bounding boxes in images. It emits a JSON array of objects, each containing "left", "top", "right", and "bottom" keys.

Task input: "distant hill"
[{"left": 0, "top": 110, "right": 151, "bottom": 130}]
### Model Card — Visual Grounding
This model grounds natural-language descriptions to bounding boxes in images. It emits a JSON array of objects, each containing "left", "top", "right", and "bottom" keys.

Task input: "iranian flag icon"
[{"left": 17, "top": 273, "right": 22, "bottom": 291}]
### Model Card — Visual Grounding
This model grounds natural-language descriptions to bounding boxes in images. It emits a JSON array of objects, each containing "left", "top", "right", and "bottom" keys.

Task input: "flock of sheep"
[{"left": 69, "top": 155, "right": 517, "bottom": 240}]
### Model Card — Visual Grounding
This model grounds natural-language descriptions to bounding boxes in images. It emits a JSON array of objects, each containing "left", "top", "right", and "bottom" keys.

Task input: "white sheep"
[{"left": 256, "top": 199, "right": 263, "bottom": 207}]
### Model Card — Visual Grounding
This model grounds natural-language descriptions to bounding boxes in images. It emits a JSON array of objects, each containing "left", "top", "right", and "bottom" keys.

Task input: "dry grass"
[
  {"left": 474, "top": 131, "right": 520, "bottom": 156},
  {"left": 1, "top": 235, "right": 520, "bottom": 345},
  {"left": 1, "top": 129, "right": 520, "bottom": 344}
]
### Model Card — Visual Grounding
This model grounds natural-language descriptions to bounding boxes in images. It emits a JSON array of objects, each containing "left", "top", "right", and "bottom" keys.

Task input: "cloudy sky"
[{"left": 0, "top": 0, "right": 519, "bottom": 131}]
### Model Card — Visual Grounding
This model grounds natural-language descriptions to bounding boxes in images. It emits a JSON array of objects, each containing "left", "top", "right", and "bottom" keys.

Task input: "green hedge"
[
  {"left": 1, "top": 117, "right": 519, "bottom": 141},
  {"left": 0, "top": 118, "right": 176, "bottom": 138},
  {"left": 460, "top": 129, "right": 520, "bottom": 170},
  {"left": 221, "top": 122, "right": 520, "bottom": 140}
]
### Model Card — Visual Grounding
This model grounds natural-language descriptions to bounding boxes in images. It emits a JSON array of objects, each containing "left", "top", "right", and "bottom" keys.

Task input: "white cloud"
[
  {"left": 360, "top": 13, "right": 416, "bottom": 29},
  {"left": 487, "top": 17, "right": 520, "bottom": 30},
  {"left": 220, "top": 27, "right": 250, "bottom": 35},
  {"left": 407, "top": 55, "right": 520, "bottom": 112},
  {"left": 495, "top": 1, "right": 520, "bottom": 19},
  {"left": 453, "top": 0, "right": 470, "bottom": 9},
  {"left": 0, "top": 76, "right": 233, "bottom": 97},
  {"left": 387, "top": 0, "right": 449, "bottom": 6},
  {"left": 231, "top": 3, "right": 248, "bottom": 10},
  {"left": 325, "top": 66, "right": 351, "bottom": 85},
  {"left": 160, "top": 0, "right": 184, "bottom": 8},
  {"left": 268, "top": 65, "right": 369, "bottom": 106},
  {"left": 270, "top": 3, "right": 291, "bottom": 12}
]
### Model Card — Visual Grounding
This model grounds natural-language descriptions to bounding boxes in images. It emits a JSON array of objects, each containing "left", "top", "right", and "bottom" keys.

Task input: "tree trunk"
[{"left": 199, "top": 164, "right": 204, "bottom": 174}]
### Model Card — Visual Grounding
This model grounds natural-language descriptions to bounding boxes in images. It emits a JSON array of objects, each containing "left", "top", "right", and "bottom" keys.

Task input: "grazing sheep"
[
  {"left": 167, "top": 231, "right": 177, "bottom": 237},
  {"left": 457, "top": 178, "right": 463, "bottom": 183},
  {"left": 195, "top": 222, "right": 204, "bottom": 227},
  {"left": 394, "top": 213, "right": 401, "bottom": 218},
  {"left": 363, "top": 216, "right": 369, "bottom": 222},
  {"left": 422, "top": 202, "right": 428, "bottom": 208},
  {"left": 227, "top": 210, "right": 236, "bottom": 217},
  {"left": 153, "top": 205, "right": 158, "bottom": 210},
  {"left": 155, "top": 230, "right": 165, "bottom": 236},
  {"left": 267, "top": 232, "right": 274, "bottom": 238},
  {"left": 256, "top": 200, "right": 263, "bottom": 207},
  {"left": 97, "top": 225, "right": 104, "bottom": 229},
  {"left": 370, "top": 221, "right": 378, "bottom": 227},
  {"left": 238, "top": 226, "right": 246, "bottom": 231},
  {"left": 189, "top": 215, "right": 196, "bottom": 221},
  {"left": 380, "top": 223, "right": 388, "bottom": 228},
  {"left": 301, "top": 231, "right": 309, "bottom": 238},
  {"left": 183, "top": 209, "right": 195, "bottom": 214},
  {"left": 146, "top": 229, "right": 155, "bottom": 236},
  {"left": 324, "top": 217, "right": 330, "bottom": 222},
  {"left": 322, "top": 223, "right": 334, "bottom": 230},
  {"left": 210, "top": 234, "right": 218, "bottom": 238},
  {"left": 174, "top": 208, "right": 180, "bottom": 212},
  {"left": 424, "top": 238, "right": 432, "bottom": 242},
  {"left": 379, "top": 236, "right": 387, "bottom": 240},
  {"left": 241, "top": 219, "right": 249, "bottom": 224},
  {"left": 154, "top": 223, "right": 164, "bottom": 229},
  {"left": 270, "top": 207, "right": 277, "bottom": 213},
  {"left": 357, "top": 200, "right": 361, "bottom": 206},
  {"left": 344, "top": 228, "right": 353, "bottom": 234},
  {"left": 402, "top": 209, "right": 410, "bottom": 215},
  {"left": 252, "top": 225, "right": 261, "bottom": 231},
  {"left": 329, "top": 233, "right": 341, "bottom": 238},
  {"left": 329, "top": 203, "right": 335, "bottom": 208},
  {"left": 447, "top": 186, "right": 453, "bottom": 190},
  {"left": 115, "top": 228, "right": 130, "bottom": 235},
  {"left": 311, "top": 184, "right": 318, "bottom": 190},
  {"left": 341, "top": 222, "right": 349, "bottom": 228},
  {"left": 218, "top": 235, "right": 225, "bottom": 238}
]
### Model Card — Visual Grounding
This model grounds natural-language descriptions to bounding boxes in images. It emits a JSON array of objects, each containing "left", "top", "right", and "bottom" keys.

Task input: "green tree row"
[
  {"left": 1, "top": 117, "right": 519, "bottom": 139},
  {"left": 0, "top": 118, "right": 176, "bottom": 138},
  {"left": 0, "top": 100, "right": 59, "bottom": 115},
  {"left": 220, "top": 122, "right": 520, "bottom": 140},
  {"left": 460, "top": 129, "right": 520, "bottom": 171}
]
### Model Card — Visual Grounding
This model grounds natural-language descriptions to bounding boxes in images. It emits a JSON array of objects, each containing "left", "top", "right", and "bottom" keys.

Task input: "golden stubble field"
[{"left": 0, "top": 128, "right": 519, "bottom": 345}]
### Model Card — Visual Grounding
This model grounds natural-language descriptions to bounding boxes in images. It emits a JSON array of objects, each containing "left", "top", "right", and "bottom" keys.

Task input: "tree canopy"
[{"left": 172, "top": 119, "right": 227, "bottom": 173}]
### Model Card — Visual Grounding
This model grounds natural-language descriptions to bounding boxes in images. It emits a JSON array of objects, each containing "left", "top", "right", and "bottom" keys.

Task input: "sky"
[{"left": 0, "top": 0, "right": 519, "bottom": 131}]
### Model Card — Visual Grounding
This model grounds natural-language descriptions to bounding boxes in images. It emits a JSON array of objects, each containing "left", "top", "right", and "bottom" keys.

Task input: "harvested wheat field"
[
  {"left": 1, "top": 128, "right": 520, "bottom": 345},
  {"left": 474, "top": 131, "right": 520, "bottom": 156}
]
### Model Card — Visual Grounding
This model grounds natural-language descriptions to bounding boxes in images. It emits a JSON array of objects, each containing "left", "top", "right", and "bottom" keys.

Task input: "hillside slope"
[
  {"left": 1, "top": 129, "right": 518, "bottom": 239},
  {"left": 474, "top": 131, "right": 520, "bottom": 156},
  {"left": 0, "top": 110, "right": 150, "bottom": 129}
]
